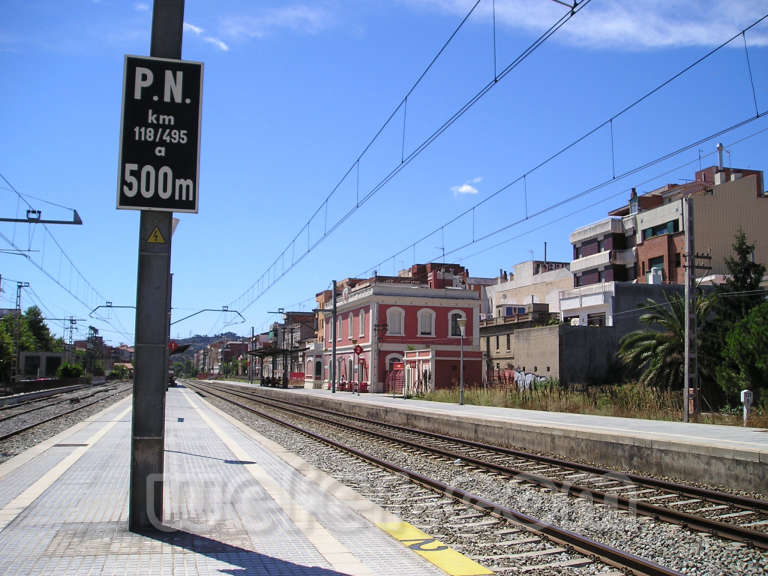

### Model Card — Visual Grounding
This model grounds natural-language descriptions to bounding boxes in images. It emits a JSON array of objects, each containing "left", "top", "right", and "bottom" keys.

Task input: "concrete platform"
[
  {"left": 0, "top": 387, "right": 488, "bottom": 575},
  {"left": 237, "top": 384, "right": 768, "bottom": 494}
]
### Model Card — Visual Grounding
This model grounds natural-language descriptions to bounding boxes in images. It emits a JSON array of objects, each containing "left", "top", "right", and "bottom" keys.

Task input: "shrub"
[{"left": 58, "top": 363, "right": 83, "bottom": 378}]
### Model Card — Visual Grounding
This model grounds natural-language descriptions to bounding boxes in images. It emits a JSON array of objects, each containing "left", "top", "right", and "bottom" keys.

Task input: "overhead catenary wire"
[
  {"left": 233, "top": 6, "right": 766, "bottom": 318},
  {"left": 455, "top": 122, "right": 768, "bottom": 264},
  {"left": 0, "top": 172, "right": 133, "bottom": 342},
  {"left": 350, "top": 8, "right": 768, "bottom": 278},
  {"left": 408, "top": 112, "right": 767, "bottom": 270},
  {"left": 228, "top": 0, "right": 592, "bottom": 314},
  {"left": 0, "top": 228, "right": 132, "bottom": 344}
]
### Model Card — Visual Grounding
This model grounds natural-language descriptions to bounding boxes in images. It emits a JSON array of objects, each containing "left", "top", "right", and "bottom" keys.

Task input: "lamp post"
[
  {"left": 458, "top": 316, "right": 466, "bottom": 406},
  {"left": 351, "top": 338, "right": 358, "bottom": 395}
]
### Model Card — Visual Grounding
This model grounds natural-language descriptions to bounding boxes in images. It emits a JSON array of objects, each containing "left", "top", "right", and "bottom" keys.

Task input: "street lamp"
[
  {"left": 351, "top": 338, "right": 359, "bottom": 396},
  {"left": 457, "top": 316, "right": 466, "bottom": 406}
]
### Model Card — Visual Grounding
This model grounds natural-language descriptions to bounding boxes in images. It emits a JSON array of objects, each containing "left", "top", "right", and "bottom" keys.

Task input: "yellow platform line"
[
  {"left": 188, "top": 386, "right": 493, "bottom": 576},
  {"left": 378, "top": 521, "right": 493, "bottom": 576}
]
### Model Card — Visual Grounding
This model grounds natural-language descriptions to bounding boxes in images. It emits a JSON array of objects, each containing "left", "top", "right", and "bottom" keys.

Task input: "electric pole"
[
  {"left": 331, "top": 280, "right": 337, "bottom": 393},
  {"left": 13, "top": 282, "right": 29, "bottom": 382},
  {"left": 683, "top": 197, "right": 697, "bottom": 422},
  {"left": 683, "top": 196, "right": 712, "bottom": 422},
  {"left": 249, "top": 326, "right": 254, "bottom": 384}
]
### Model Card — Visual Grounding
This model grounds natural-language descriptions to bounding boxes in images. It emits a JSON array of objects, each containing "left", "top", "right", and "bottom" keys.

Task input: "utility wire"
[
  {"left": 433, "top": 112, "right": 766, "bottom": 267},
  {"left": 0, "top": 228, "right": 132, "bottom": 343},
  {"left": 228, "top": 0, "right": 592, "bottom": 314},
  {"left": 353, "top": 10, "right": 768, "bottom": 276},
  {"left": 450, "top": 122, "right": 768, "bottom": 267},
  {"left": 0, "top": 172, "right": 133, "bottom": 341}
]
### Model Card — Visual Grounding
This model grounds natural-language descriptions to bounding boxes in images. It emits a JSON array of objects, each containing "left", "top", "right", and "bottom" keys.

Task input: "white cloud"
[
  {"left": 183, "top": 21, "right": 228, "bottom": 52},
  {"left": 204, "top": 36, "right": 230, "bottom": 52},
  {"left": 402, "top": 1, "right": 768, "bottom": 49},
  {"left": 219, "top": 5, "right": 334, "bottom": 40},
  {"left": 184, "top": 22, "right": 204, "bottom": 36},
  {"left": 133, "top": 2, "right": 149, "bottom": 12},
  {"left": 451, "top": 178, "right": 482, "bottom": 196}
]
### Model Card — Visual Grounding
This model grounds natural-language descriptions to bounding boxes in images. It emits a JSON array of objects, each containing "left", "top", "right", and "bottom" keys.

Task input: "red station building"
[{"left": 314, "top": 264, "right": 482, "bottom": 393}]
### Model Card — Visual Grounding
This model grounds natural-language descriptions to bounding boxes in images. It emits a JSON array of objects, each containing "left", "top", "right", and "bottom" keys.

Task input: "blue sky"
[{"left": 1, "top": 0, "right": 767, "bottom": 346}]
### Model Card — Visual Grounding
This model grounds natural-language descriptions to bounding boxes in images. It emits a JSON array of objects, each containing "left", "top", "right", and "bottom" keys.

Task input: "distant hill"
[{"left": 170, "top": 332, "right": 245, "bottom": 360}]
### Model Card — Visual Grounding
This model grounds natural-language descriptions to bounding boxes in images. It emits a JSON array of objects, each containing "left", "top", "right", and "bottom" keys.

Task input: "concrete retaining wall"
[{"left": 257, "top": 388, "right": 767, "bottom": 494}]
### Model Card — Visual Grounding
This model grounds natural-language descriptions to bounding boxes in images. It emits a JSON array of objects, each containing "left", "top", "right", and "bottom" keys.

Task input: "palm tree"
[{"left": 618, "top": 292, "right": 713, "bottom": 390}]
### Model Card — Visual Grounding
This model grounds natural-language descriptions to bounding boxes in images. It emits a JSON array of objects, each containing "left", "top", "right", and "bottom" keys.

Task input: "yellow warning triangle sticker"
[{"left": 147, "top": 227, "right": 165, "bottom": 244}]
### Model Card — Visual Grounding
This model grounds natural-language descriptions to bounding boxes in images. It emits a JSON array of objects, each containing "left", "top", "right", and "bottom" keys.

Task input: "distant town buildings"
[{"left": 161, "top": 158, "right": 768, "bottom": 391}]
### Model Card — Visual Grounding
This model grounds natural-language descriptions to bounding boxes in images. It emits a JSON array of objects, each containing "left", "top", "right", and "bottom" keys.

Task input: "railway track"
[
  {"left": 188, "top": 380, "right": 682, "bottom": 576},
  {"left": 0, "top": 384, "right": 89, "bottom": 410},
  {"left": 0, "top": 386, "right": 116, "bottom": 424},
  {"left": 0, "top": 382, "right": 132, "bottom": 443},
  {"left": 195, "top": 381, "right": 768, "bottom": 550}
]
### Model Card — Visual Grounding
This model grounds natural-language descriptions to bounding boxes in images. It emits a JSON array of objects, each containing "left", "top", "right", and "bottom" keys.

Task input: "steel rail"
[
  {"left": 240, "top": 384, "right": 768, "bottom": 511},
  {"left": 0, "top": 384, "right": 130, "bottom": 443},
  {"left": 0, "top": 386, "right": 120, "bottom": 423},
  {"left": 188, "top": 381, "right": 681, "bottom": 576},
  {"left": 202, "top": 382, "right": 768, "bottom": 549},
  {"left": 0, "top": 384, "right": 89, "bottom": 411}
]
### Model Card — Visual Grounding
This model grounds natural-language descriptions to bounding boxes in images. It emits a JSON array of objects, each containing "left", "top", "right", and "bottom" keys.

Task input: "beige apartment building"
[{"left": 563, "top": 162, "right": 767, "bottom": 328}]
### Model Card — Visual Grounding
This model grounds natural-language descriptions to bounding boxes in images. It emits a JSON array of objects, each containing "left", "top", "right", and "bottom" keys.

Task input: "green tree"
[
  {"left": 0, "top": 312, "right": 35, "bottom": 354},
  {"left": 25, "top": 306, "right": 59, "bottom": 351},
  {"left": 720, "top": 229, "right": 766, "bottom": 318},
  {"left": 705, "top": 230, "right": 767, "bottom": 400},
  {"left": 716, "top": 301, "right": 768, "bottom": 401},
  {"left": 618, "top": 292, "right": 714, "bottom": 390},
  {"left": 0, "top": 325, "right": 13, "bottom": 383}
]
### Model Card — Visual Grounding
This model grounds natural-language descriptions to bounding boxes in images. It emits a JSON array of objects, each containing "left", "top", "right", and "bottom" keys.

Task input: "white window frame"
[
  {"left": 348, "top": 313, "right": 353, "bottom": 340},
  {"left": 337, "top": 316, "right": 342, "bottom": 341},
  {"left": 359, "top": 309, "right": 365, "bottom": 336},
  {"left": 385, "top": 353, "right": 403, "bottom": 371},
  {"left": 449, "top": 309, "right": 467, "bottom": 338},
  {"left": 386, "top": 307, "right": 405, "bottom": 336},
  {"left": 417, "top": 308, "right": 435, "bottom": 337}
]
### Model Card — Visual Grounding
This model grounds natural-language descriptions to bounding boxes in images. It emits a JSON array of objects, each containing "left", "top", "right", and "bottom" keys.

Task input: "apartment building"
[{"left": 562, "top": 161, "right": 767, "bottom": 329}]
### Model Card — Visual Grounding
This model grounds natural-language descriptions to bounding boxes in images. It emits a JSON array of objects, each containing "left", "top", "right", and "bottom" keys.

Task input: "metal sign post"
[{"left": 126, "top": 0, "right": 201, "bottom": 533}]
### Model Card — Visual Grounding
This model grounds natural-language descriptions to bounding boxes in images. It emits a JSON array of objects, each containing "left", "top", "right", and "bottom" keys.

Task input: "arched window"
[
  {"left": 385, "top": 353, "right": 403, "bottom": 371},
  {"left": 359, "top": 309, "right": 366, "bottom": 336},
  {"left": 386, "top": 307, "right": 405, "bottom": 336},
  {"left": 337, "top": 316, "right": 342, "bottom": 341},
  {"left": 417, "top": 308, "right": 435, "bottom": 336},
  {"left": 449, "top": 310, "right": 467, "bottom": 337},
  {"left": 348, "top": 313, "right": 354, "bottom": 340}
]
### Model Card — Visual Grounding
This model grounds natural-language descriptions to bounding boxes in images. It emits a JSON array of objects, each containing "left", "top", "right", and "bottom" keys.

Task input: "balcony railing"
[
  {"left": 569, "top": 250, "right": 610, "bottom": 273},
  {"left": 569, "top": 217, "right": 624, "bottom": 244},
  {"left": 570, "top": 247, "right": 636, "bottom": 274},
  {"left": 559, "top": 282, "right": 615, "bottom": 311}
]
